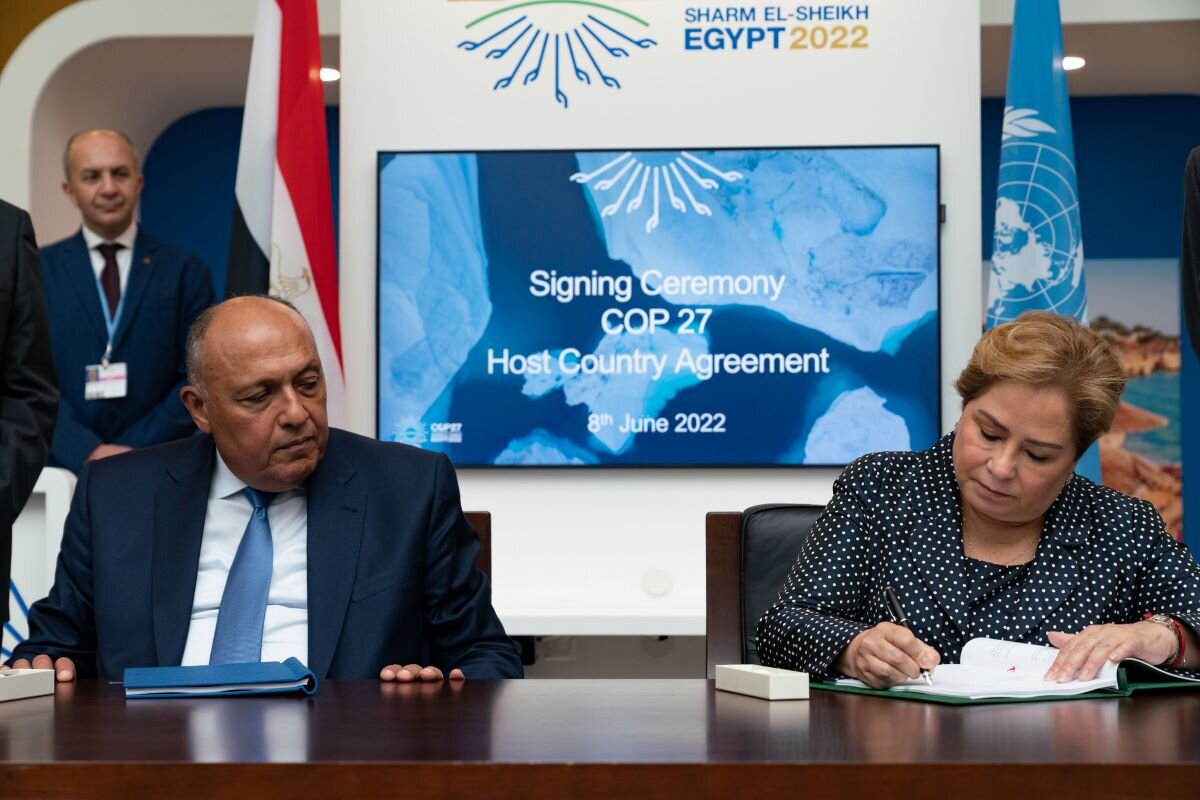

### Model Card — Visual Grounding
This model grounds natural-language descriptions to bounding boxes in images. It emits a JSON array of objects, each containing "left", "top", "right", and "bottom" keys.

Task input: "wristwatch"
[{"left": 1142, "top": 613, "right": 1186, "bottom": 668}]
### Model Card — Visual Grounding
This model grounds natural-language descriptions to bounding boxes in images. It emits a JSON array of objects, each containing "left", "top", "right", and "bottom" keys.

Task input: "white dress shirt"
[
  {"left": 180, "top": 453, "right": 310, "bottom": 666},
  {"left": 81, "top": 223, "right": 137, "bottom": 299}
]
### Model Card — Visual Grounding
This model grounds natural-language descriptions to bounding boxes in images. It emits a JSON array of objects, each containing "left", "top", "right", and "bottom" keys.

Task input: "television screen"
[{"left": 376, "top": 145, "right": 940, "bottom": 466}]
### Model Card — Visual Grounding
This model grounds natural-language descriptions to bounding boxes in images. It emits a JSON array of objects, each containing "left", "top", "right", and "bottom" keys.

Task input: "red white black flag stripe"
[{"left": 226, "top": 0, "right": 346, "bottom": 425}]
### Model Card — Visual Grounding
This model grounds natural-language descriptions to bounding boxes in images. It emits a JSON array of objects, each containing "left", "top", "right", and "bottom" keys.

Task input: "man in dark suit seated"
[
  {"left": 7, "top": 295, "right": 522, "bottom": 681},
  {"left": 40, "top": 129, "right": 213, "bottom": 474}
]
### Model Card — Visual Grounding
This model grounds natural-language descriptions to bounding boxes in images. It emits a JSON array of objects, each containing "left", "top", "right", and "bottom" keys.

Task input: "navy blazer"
[
  {"left": 13, "top": 428, "right": 523, "bottom": 680},
  {"left": 758, "top": 434, "right": 1200, "bottom": 679},
  {"left": 39, "top": 228, "right": 213, "bottom": 472}
]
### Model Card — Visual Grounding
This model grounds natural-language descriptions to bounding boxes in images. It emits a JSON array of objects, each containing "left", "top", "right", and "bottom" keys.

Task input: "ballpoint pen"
[{"left": 884, "top": 585, "right": 934, "bottom": 685}]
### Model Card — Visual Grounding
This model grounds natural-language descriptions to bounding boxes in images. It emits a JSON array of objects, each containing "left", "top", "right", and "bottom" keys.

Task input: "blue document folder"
[{"left": 124, "top": 657, "right": 318, "bottom": 699}]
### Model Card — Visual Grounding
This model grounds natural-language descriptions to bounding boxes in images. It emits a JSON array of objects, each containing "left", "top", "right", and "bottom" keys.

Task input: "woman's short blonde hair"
[{"left": 955, "top": 311, "right": 1126, "bottom": 457}]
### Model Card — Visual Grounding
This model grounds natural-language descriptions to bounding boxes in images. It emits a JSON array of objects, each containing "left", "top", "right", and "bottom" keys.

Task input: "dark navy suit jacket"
[
  {"left": 13, "top": 428, "right": 524, "bottom": 680},
  {"left": 39, "top": 228, "right": 213, "bottom": 473}
]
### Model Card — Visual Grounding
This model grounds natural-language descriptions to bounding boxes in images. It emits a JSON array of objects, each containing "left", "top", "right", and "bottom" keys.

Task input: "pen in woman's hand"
[{"left": 884, "top": 585, "right": 934, "bottom": 685}]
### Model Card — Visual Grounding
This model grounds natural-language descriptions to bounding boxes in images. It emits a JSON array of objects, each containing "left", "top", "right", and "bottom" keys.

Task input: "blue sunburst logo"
[{"left": 458, "top": 1, "right": 657, "bottom": 109}]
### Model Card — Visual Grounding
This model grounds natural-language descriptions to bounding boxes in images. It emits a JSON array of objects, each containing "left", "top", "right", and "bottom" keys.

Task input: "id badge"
[{"left": 84, "top": 362, "right": 128, "bottom": 400}]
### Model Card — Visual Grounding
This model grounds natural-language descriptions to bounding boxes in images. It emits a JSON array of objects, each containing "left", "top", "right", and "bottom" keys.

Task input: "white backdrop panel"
[{"left": 340, "top": 0, "right": 981, "bottom": 634}]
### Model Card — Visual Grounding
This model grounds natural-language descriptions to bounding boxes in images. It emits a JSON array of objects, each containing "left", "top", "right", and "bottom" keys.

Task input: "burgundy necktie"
[{"left": 96, "top": 242, "right": 123, "bottom": 318}]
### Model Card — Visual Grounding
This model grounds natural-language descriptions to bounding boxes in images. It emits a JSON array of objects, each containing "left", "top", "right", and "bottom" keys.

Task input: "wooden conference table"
[{"left": 0, "top": 679, "right": 1197, "bottom": 798}]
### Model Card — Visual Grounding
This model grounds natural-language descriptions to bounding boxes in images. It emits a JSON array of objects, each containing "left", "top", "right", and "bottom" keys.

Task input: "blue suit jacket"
[
  {"left": 39, "top": 228, "right": 213, "bottom": 472},
  {"left": 13, "top": 428, "right": 523, "bottom": 680}
]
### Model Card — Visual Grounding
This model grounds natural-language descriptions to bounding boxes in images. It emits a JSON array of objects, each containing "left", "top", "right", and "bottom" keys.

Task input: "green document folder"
[{"left": 812, "top": 647, "right": 1200, "bottom": 706}]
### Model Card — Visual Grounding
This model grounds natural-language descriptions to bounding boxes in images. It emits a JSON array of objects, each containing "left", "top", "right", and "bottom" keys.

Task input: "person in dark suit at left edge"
[
  {"left": 0, "top": 199, "right": 59, "bottom": 632},
  {"left": 39, "top": 129, "right": 213, "bottom": 473}
]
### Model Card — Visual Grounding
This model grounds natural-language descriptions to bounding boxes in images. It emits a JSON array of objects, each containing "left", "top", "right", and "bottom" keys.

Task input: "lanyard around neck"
[{"left": 92, "top": 254, "right": 127, "bottom": 366}]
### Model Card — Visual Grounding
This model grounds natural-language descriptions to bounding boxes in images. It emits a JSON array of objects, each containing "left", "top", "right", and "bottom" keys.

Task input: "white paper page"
[
  {"left": 834, "top": 665, "right": 1116, "bottom": 698},
  {"left": 833, "top": 637, "right": 1120, "bottom": 699},
  {"left": 960, "top": 637, "right": 1118, "bottom": 683}
]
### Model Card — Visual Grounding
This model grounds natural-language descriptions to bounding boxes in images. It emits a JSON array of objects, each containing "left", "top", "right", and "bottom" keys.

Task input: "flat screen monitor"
[{"left": 376, "top": 145, "right": 940, "bottom": 466}]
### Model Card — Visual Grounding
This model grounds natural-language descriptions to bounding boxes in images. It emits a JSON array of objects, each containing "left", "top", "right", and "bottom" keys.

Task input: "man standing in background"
[
  {"left": 0, "top": 198, "right": 59, "bottom": 631},
  {"left": 39, "top": 129, "right": 213, "bottom": 473}
]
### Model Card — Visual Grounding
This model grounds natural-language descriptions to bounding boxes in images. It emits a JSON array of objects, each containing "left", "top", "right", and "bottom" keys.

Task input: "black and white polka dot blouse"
[{"left": 756, "top": 433, "right": 1200, "bottom": 679}]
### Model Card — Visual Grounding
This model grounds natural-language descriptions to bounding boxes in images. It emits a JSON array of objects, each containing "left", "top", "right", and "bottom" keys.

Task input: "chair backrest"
[
  {"left": 705, "top": 503, "right": 824, "bottom": 678},
  {"left": 465, "top": 511, "right": 491, "bottom": 577}
]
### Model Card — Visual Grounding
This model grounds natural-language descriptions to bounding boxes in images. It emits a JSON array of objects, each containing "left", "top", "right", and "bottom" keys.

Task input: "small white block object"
[
  {"left": 715, "top": 664, "right": 810, "bottom": 700},
  {"left": 0, "top": 669, "right": 54, "bottom": 703}
]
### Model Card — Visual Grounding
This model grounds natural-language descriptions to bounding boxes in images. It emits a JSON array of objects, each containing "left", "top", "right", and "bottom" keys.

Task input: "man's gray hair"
[
  {"left": 62, "top": 129, "right": 141, "bottom": 178},
  {"left": 185, "top": 294, "right": 305, "bottom": 394}
]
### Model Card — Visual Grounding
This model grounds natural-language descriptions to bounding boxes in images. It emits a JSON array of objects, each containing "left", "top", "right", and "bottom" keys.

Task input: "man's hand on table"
[
  {"left": 2, "top": 654, "right": 77, "bottom": 682},
  {"left": 379, "top": 663, "right": 465, "bottom": 682}
]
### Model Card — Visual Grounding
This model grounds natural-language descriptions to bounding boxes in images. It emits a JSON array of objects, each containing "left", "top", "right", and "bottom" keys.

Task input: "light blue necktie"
[{"left": 209, "top": 487, "right": 278, "bottom": 665}]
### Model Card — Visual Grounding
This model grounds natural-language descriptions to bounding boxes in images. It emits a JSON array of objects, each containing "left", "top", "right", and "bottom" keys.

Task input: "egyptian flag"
[{"left": 227, "top": 0, "right": 346, "bottom": 425}]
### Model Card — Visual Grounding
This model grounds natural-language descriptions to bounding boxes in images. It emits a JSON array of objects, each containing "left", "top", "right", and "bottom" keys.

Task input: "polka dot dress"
[
  {"left": 756, "top": 433, "right": 1200, "bottom": 679},
  {"left": 965, "top": 559, "right": 1031, "bottom": 638}
]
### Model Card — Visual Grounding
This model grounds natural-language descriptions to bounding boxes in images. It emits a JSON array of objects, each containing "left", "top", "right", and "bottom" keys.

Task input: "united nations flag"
[{"left": 986, "top": 0, "right": 1101, "bottom": 481}]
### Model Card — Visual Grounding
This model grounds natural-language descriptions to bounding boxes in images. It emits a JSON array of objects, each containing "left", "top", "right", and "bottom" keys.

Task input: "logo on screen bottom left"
[{"left": 392, "top": 416, "right": 428, "bottom": 447}]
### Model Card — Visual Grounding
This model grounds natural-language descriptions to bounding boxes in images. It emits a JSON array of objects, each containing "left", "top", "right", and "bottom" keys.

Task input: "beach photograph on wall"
[
  {"left": 1087, "top": 258, "right": 1182, "bottom": 540},
  {"left": 982, "top": 258, "right": 1183, "bottom": 539}
]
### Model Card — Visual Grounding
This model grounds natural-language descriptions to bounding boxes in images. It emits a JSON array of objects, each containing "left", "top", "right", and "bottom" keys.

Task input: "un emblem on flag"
[
  {"left": 457, "top": 2, "right": 657, "bottom": 109},
  {"left": 987, "top": 107, "right": 1087, "bottom": 327}
]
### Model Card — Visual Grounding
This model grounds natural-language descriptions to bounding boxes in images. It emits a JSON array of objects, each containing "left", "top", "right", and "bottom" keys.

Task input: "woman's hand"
[
  {"left": 836, "top": 622, "right": 940, "bottom": 689},
  {"left": 1045, "top": 621, "right": 1178, "bottom": 682}
]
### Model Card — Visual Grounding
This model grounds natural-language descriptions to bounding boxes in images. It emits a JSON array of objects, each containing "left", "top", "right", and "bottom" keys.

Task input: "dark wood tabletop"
[{"left": 1, "top": 679, "right": 1197, "bottom": 798}]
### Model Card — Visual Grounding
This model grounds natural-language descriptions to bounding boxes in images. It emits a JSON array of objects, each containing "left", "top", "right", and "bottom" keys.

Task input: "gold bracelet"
[{"left": 1143, "top": 613, "right": 1185, "bottom": 668}]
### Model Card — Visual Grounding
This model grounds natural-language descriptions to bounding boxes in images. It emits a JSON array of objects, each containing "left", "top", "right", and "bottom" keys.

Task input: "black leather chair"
[{"left": 705, "top": 504, "right": 824, "bottom": 678}]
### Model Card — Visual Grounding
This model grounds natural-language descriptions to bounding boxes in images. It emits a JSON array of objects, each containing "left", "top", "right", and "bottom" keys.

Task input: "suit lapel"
[
  {"left": 906, "top": 505, "right": 972, "bottom": 638},
  {"left": 152, "top": 436, "right": 215, "bottom": 666},
  {"left": 903, "top": 437, "right": 972, "bottom": 637},
  {"left": 305, "top": 438, "right": 365, "bottom": 679},
  {"left": 61, "top": 232, "right": 109, "bottom": 344},
  {"left": 1009, "top": 478, "right": 1087, "bottom": 639},
  {"left": 112, "top": 231, "right": 155, "bottom": 350}
]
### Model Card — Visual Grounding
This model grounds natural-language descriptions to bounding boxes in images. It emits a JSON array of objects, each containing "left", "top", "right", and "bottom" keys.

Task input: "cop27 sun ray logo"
[
  {"left": 392, "top": 416, "right": 429, "bottom": 447},
  {"left": 457, "top": 1, "right": 657, "bottom": 109},
  {"left": 572, "top": 151, "right": 744, "bottom": 233}
]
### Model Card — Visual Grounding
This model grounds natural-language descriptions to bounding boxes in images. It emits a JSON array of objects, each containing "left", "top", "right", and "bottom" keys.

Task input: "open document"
[{"left": 827, "top": 637, "right": 1200, "bottom": 703}]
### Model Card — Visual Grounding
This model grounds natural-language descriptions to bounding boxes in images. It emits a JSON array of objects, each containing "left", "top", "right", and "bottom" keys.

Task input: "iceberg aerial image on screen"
[{"left": 377, "top": 146, "right": 939, "bottom": 466}]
